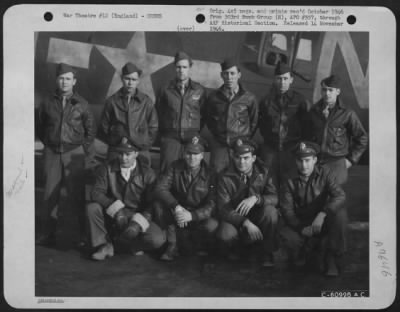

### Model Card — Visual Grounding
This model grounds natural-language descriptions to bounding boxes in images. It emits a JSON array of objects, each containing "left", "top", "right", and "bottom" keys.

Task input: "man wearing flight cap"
[
  {"left": 36, "top": 62, "right": 95, "bottom": 246},
  {"left": 280, "top": 141, "right": 347, "bottom": 276},
  {"left": 86, "top": 137, "right": 165, "bottom": 261},
  {"left": 258, "top": 61, "right": 310, "bottom": 190},
  {"left": 304, "top": 75, "right": 368, "bottom": 185},
  {"left": 156, "top": 51, "right": 207, "bottom": 173},
  {"left": 205, "top": 58, "right": 258, "bottom": 173},
  {"left": 99, "top": 62, "right": 158, "bottom": 165},
  {"left": 152, "top": 135, "right": 218, "bottom": 261},
  {"left": 216, "top": 138, "right": 279, "bottom": 267}
]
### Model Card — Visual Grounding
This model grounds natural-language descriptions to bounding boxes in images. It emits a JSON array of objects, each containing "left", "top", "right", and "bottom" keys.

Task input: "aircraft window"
[
  {"left": 296, "top": 39, "right": 312, "bottom": 61},
  {"left": 271, "top": 34, "right": 287, "bottom": 51}
]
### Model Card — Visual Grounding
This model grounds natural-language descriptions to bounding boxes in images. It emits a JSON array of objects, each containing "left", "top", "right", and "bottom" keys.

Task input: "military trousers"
[
  {"left": 152, "top": 201, "right": 219, "bottom": 252},
  {"left": 41, "top": 146, "right": 85, "bottom": 236},
  {"left": 258, "top": 144, "right": 297, "bottom": 192},
  {"left": 85, "top": 202, "right": 165, "bottom": 252},
  {"left": 321, "top": 157, "right": 348, "bottom": 185},
  {"left": 208, "top": 136, "right": 231, "bottom": 173},
  {"left": 279, "top": 207, "right": 348, "bottom": 257},
  {"left": 159, "top": 136, "right": 185, "bottom": 174},
  {"left": 216, "top": 203, "right": 279, "bottom": 255}
]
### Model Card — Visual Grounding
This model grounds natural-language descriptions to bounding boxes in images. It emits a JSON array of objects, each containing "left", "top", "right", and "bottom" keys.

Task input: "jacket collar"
[
  {"left": 224, "top": 160, "right": 266, "bottom": 179},
  {"left": 167, "top": 79, "right": 200, "bottom": 91},
  {"left": 109, "top": 158, "right": 143, "bottom": 176},
  {"left": 53, "top": 91, "right": 80, "bottom": 105},
  {"left": 183, "top": 159, "right": 209, "bottom": 180},
  {"left": 217, "top": 83, "right": 246, "bottom": 98},
  {"left": 118, "top": 88, "right": 146, "bottom": 102},
  {"left": 296, "top": 165, "right": 321, "bottom": 182},
  {"left": 315, "top": 97, "right": 344, "bottom": 112},
  {"left": 271, "top": 87, "right": 295, "bottom": 100}
]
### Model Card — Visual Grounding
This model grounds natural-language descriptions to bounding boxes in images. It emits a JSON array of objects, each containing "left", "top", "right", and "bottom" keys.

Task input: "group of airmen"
[{"left": 36, "top": 50, "right": 368, "bottom": 277}]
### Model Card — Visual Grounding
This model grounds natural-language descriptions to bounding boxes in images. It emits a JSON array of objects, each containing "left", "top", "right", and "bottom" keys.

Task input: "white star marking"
[
  {"left": 46, "top": 32, "right": 222, "bottom": 102},
  {"left": 95, "top": 32, "right": 173, "bottom": 101}
]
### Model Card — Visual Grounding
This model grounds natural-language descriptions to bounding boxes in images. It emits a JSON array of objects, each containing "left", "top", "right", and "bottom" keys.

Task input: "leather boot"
[
  {"left": 36, "top": 217, "right": 57, "bottom": 247},
  {"left": 325, "top": 253, "right": 339, "bottom": 277},
  {"left": 91, "top": 243, "right": 114, "bottom": 261},
  {"left": 160, "top": 242, "right": 178, "bottom": 261}
]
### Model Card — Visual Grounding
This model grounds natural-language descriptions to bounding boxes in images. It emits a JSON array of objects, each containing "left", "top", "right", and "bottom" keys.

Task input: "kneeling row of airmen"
[{"left": 86, "top": 136, "right": 346, "bottom": 277}]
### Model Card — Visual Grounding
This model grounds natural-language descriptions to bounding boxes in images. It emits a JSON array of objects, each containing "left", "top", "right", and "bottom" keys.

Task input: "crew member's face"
[
  {"left": 321, "top": 83, "right": 341, "bottom": 106},
  {"left": 175, "top": 59, "right": 191, "bottom": 82},
  {"left": 56, "top": 72, "right": 76, "bottom": 94},
  {"left": 296, "top": 155, "right": 317, "bottom": 177},
  {"left": 121, "top": 72, "right": 140, "bottom": 93},
  {"left": 274, "top": 72, "right": 293, "bottom": 94},
  {"left": 233, "top": 152, "right": 256, "bottom": 174},
  {"left": 184, "top": 151, "right": 204, "bottom": 170},
  {"left": 221, "top": 66, "right": 241, "bottom": 90},
  {"left": 119, "top": 151, "right": 138, "bottom": 168}
]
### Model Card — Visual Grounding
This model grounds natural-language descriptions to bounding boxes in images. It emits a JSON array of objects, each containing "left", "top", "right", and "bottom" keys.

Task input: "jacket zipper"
[
  {"left": 226, "top": 93, "right": 232, "bottom": 145},
  {"left": 178, "top": 88, "right": 184, "bottom": 140},
  {"left": 60, "top": 98, "right": 67, "bottom": 152},
  {"left": 321, "top": 111, "right": 329, "bottom": 162}
]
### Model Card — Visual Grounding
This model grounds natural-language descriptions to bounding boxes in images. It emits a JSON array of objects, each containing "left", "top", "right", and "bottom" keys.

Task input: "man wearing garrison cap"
[
  {"left": 304, "top": 75, "right": 368, "bottom": 184},
  {"left": 216, "top": 138, "right": 279, "bottom": 267},
  {"left": 86, "top": 137, "right": 165, "bottom": 261},
  {"left": 258, "top": 61, "right": 310, "bottom": 191},
  {"left": 36, "top": 63, "right": 95, "bottom": 246},
  {"left": 152, "top": 135, "right": 218, "bottom": 261},
  {"left": 279, "top": 141, "right": 347, "bottom": 277},
  {"left": 205, "top": 58, "right": 258, "bottom": 173},
  {"left": 99, "top": 62, "right": 158, "bottom": 166},
  {"left": 156, "top": 51, "right": 207, "bottom": 173}
]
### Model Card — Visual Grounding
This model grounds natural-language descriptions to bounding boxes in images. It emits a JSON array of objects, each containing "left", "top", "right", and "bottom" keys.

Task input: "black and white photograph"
[{"left": 3, "top": 5, "right": 396, "bottom": 309}]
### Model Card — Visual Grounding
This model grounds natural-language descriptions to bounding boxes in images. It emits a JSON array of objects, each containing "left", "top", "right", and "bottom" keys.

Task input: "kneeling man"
[
  {"left": 86, "top": 137, "right": 165, "bottom": 260},
  {"left": 280, "top": 141, "right": 347, "bottom": 276},
  {"left": 216, "top": 139, "right": 279, "bottom": 267},
  {"left": 153, "top": 135, "right": 218, "bottom": 261}
]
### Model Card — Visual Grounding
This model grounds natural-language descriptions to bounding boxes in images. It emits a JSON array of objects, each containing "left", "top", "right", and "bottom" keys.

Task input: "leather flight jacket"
[
  {"left": 91, "top": 157, "right": 156, "bottom": 219},
  {"left": 99, "top": 88, "right": 158, "bottom": 150},
  {"left": 280, "top": 165, "right": 346, "bottom": 232},
  {"left": 206, "top": 84, "right": 258, "bottom": 146},
  {"left": 154, "top": 159, "right": 216, "bottom": 221},
  {"left": 156, "top": 79, "right": 207, "bottom": 142},
  {"left": 36, "top": 92, "right": 95, "bottom": 154},
  {"left": 259, "top": 88, "right": 309, "bottom": 151},
  {"left": 305, "top": 98, "right": 368, "bottom": 164},
  {"left": 217, "top": 160, "right": 278, "bottom": 227}
]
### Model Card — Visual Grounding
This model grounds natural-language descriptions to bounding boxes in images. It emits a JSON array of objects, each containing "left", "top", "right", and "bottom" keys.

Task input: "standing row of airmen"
[{"left": 36, "top": 51, "right": 368, "bottom": 277}]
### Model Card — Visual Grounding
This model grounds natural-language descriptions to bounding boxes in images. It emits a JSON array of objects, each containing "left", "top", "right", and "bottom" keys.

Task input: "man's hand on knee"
[
  {"left": 124, "top": 220, "right": 142, "bottom": 240},
  {"left": 242, "top": 219, "right": 263, "bottom": 241},
  {"left": 114, "top": 208, "right": 130, "bottom": 230},
  {"left": 301, "top": 226, "right": 313, "bottom": 238},
  {"left": 311, "top": 212, "right": 327, "bottom": 235},
  {"left": 235, "top": 195, "right": 258, "bottom": 216},
  {"left": 123, "top": 213, "right": 150, "bottom": 240}
]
